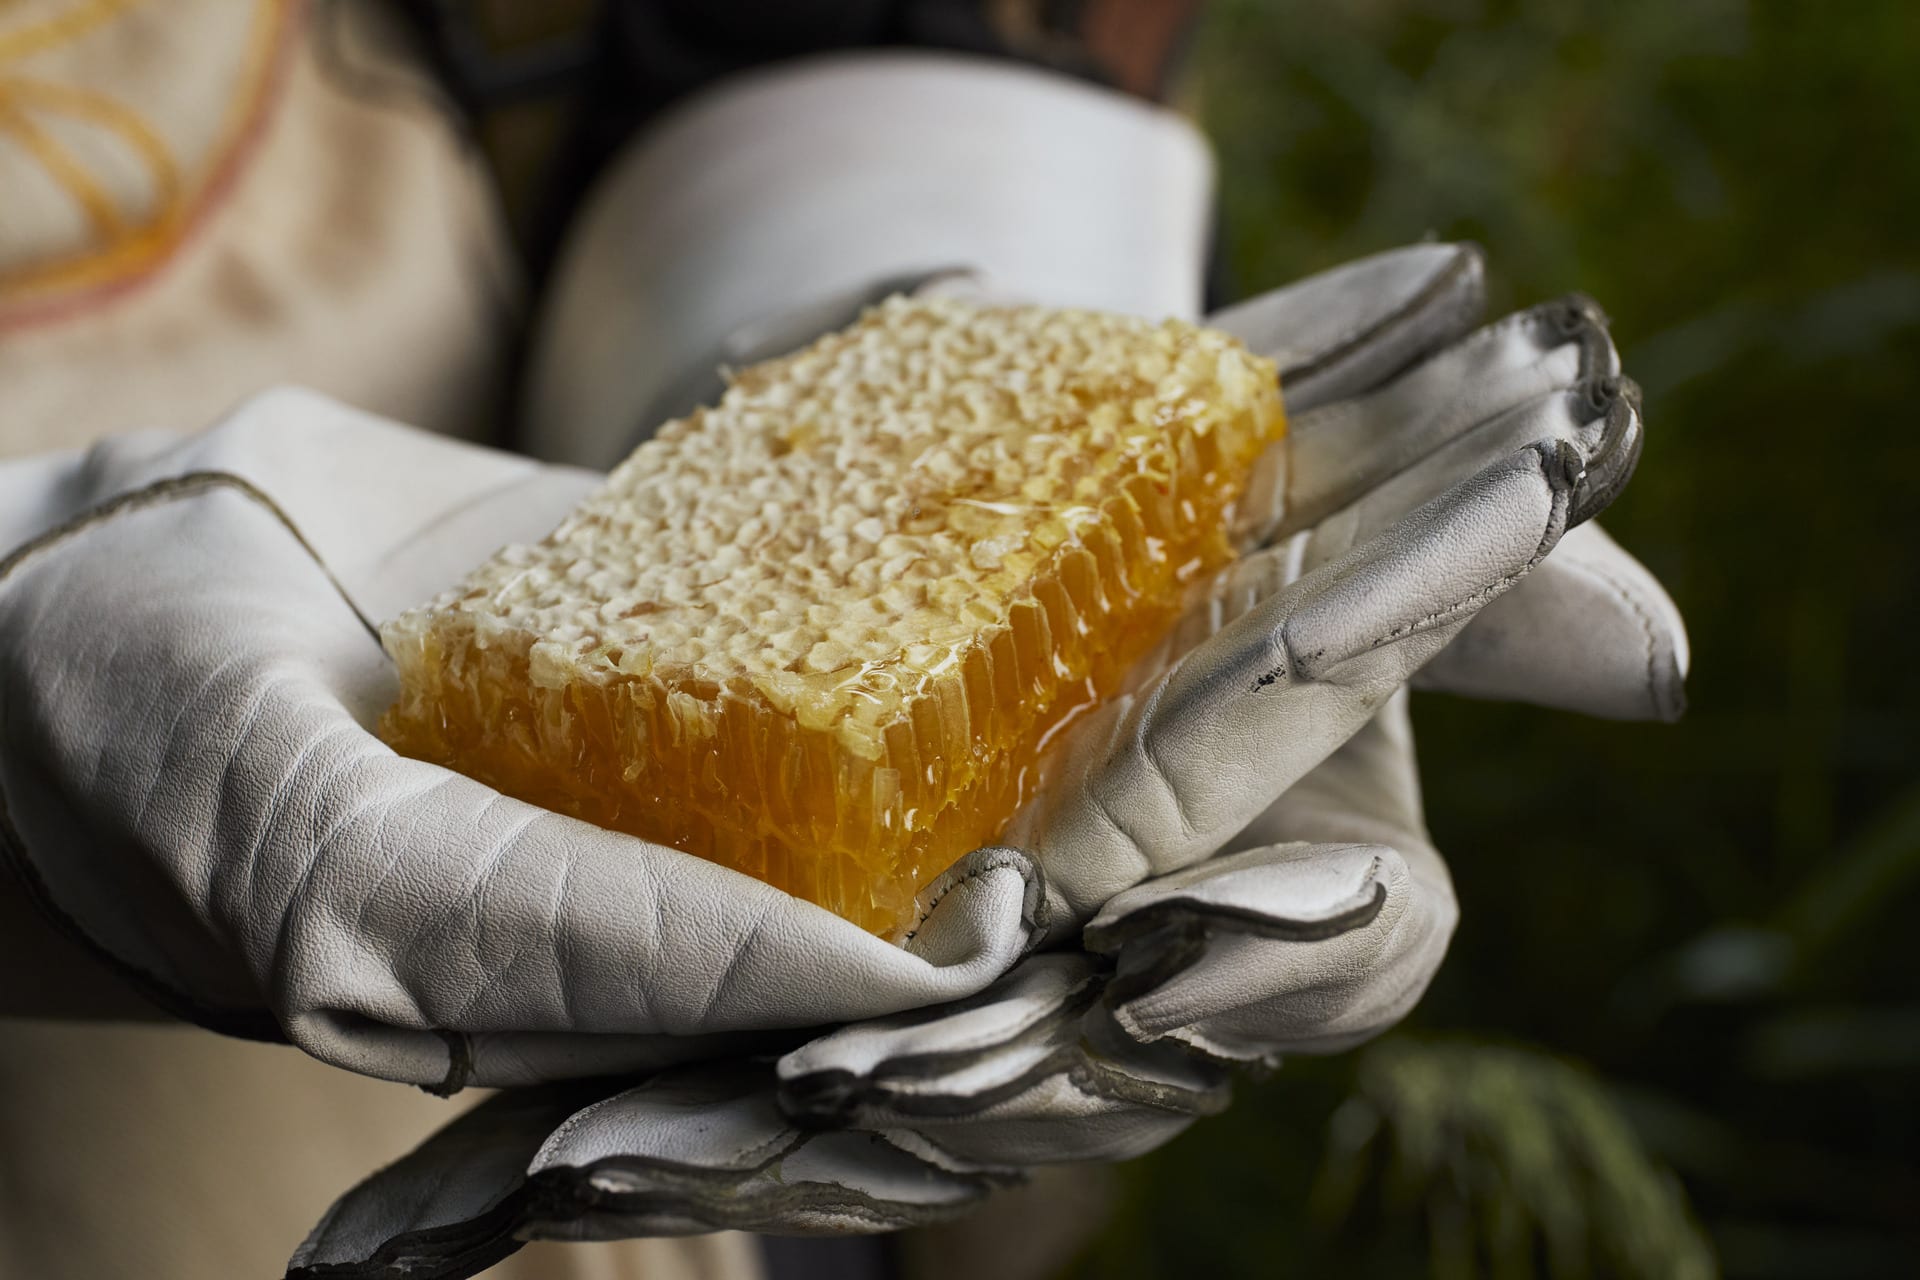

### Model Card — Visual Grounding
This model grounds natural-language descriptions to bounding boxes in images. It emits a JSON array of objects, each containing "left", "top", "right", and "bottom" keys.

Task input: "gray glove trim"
[
  {"left": 773, "top": 955, "right": 1231, "bottom": 1166},
  {"left": 526, "top": 1068, "right": 1001, "bottom": 1238},
  {"left": 289, "top": 1071, "right": 998, "bottom": 1279},
  {"left": 289, "top": 1086, "right": 595, "bottom": 1279},
  {"left": 1084, "top": 843, "right": 1390, "bottom": 957}
]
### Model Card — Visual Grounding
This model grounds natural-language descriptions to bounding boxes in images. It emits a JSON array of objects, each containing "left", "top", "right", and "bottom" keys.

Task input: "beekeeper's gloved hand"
[
  {"left": 278, "top": 244, "right": 1684, "bottom": 1278},
  {"left": 0, "top": 389, "right": 1078, "bottom": 1088},
  {"left": 0, "top": 235, "right": 1638, "bottom": 1096},
  {"left": 285, "top": 688, "right": 1435, "bottom": 1280}
]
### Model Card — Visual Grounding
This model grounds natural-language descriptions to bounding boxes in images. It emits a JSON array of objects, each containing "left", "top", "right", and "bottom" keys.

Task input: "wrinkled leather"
[
  {"left": 1222, "top": 246, "right": 1683, "bottom": 721},
  {"left": 278, "top": 251, "right": 1684, "bottom": 1277},
  {"left": 0, "top": 247, "right": 1687, "bottom": 1278},
  {"left": 0, "top": 395, "right": 1051, "bottom": 1089},
  {"left": 278, "top": 249, "right": 1687, "bottom": 1276},
  {"left": 286, "top": 698, "right": 1454, "bottom": 1278}
]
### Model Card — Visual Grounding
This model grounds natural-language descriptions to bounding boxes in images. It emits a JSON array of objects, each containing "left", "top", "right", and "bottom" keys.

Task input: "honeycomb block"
[{"left": 380, "top": 296, "right": 1285, "bottom": 936}]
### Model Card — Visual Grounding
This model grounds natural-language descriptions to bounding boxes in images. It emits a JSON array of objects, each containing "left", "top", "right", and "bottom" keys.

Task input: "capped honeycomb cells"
[{"left": 379, "top": 295, "right": 1285, "bottom": 937}]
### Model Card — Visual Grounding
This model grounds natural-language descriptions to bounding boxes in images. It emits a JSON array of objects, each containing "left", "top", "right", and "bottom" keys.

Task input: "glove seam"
[
  {"left": 0, "top": 468, "right": 379, "bottom": 634},
  {"left": 780, "top": 973, "right": 1106, "bottom": 1124},
  {"left": 901, "top": 846, "right": 1049, "bottom": 954},
  {"left": 1086, "top": 870, "right": 1389, "bottom": 955},
  {"left": 1278, "top": 244, "right": 1484, "bottom": 392},
  {"left": 1561, "top": 548, "right": 1674, "bottom": 720},
  {"left": 530, "top": 1150, "right": 989, "bottom": 1232},
  {"left": 0, "top": 470, "right": 382, "bottom": 1044},
  {"left": 1351, "top": 450, "right": 1571, "bottom": 657}
]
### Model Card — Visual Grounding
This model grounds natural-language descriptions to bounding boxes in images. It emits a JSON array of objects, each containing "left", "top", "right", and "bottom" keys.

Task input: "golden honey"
[{"left": 380, "top": 296, "right": 1285, "bottom": 936}]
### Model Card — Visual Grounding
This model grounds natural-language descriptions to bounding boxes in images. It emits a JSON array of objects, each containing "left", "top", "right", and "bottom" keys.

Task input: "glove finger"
[
  {"left": 524, "top": 1064, "right": 996, "bottom": 1238},
  {"left": 1423, "top": 517, "right": 1690, "bottom": 720},
  {"left": 1287, "top": 357, "right": 1639, "bottom": 587},
  {"left": 776, "top": 954, "right": 1228, "bottom": 1169},
  {"left": 1090, "top": 695, "right": 1456, "bottom": 1064},
  {"left": 286, "top": 1069, "right": 995, "bottom": 1280},
  {"left": 1414, "top": 520, "right": 1689, "bottom": 720},
  {"left": 287, "top": 1084, "right": 601, "bottom": 1280},
  {"left": 0, "top": 481, "right": 1043, "bottom": 1089},
  {"left": 1086, "top": 842, "right": 1440, "bottom": 1062},
  {"left": 1009, "top": 439, "right": 1582, "bottom": 930},
  {"left": 1237, "top": 294, "right": 1621, "bottom": 547},
  {"left": 1208, "top": 242, "right": 1486, "bottom": 410}
]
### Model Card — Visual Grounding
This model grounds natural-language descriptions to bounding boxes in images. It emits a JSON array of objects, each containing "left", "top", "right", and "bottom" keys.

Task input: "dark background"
[{"left": 1073, "top": 2, "right": 1920, "bottom": 1276}]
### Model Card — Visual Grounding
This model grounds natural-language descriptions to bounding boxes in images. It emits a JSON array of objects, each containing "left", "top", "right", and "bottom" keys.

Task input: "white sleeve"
[{"left": 523, "top": 51, "right": 1216, "bottom": 468}]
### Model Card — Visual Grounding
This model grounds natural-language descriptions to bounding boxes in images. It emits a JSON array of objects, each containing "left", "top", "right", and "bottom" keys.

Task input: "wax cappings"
[{"left": 381, "top": 296, "right": 1285, "bottom": 936}]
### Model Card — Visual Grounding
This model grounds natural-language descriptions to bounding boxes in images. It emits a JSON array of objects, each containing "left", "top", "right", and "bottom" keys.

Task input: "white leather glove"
[
  {"left": 0, "top": 239, "right": 1653, "bottom": 1092},
  {"left": 285, "top": 691, "right": 1434, "bottom": 1280},
  {"left": 0, "top": 392, "right": 1053, "bottom": 1088},
  {"left": 279, "top": 246, "right": 1687, "bottom": 1278}
]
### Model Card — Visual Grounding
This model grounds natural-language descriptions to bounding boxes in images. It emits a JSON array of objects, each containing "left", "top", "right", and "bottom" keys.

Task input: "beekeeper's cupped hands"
[
  {"left": 0, "top": 231, "right": 1674, "bottom": 1104},
  {"left": 0, "top": 385, "right": 1074, "bottom": 1088},
  {"left": 272, "top": 236, "right": 1684, "bottom": 1277}
]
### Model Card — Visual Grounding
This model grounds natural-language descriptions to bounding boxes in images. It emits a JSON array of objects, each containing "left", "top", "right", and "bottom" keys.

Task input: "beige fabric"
[
  {"left": 0, "top": 0, "right": 294, "bottom": 317},
  {"left": 0, "top": 0, "right": 517, "bottom": 456},
  {"left": 0, "top": 1020, "right": 764, "bottom": 1280}
]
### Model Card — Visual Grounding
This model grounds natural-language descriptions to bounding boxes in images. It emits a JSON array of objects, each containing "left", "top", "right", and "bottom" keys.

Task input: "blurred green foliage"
[
  {"left": 1314, "top": 1040, "right": 1715, "bottom": 1280},
  {"left": 1075, "top": 1, "right": 1920, "bottom": 1276}
]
